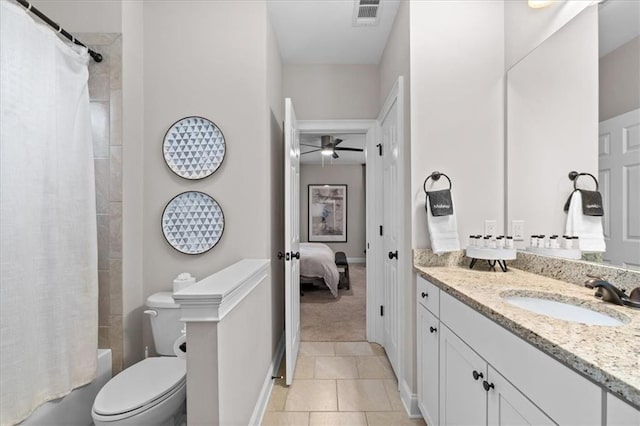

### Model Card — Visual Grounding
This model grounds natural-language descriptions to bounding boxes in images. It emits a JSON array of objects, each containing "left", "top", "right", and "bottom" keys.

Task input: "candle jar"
[{"left": 506, "top": 236, "right": 514, "bottom": 249}]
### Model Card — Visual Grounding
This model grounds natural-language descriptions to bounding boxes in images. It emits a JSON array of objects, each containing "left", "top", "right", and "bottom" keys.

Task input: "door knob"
[
  {"left": 429, "top": 326, "right": 437, "bottom": 333},
  {"left": 482, "top": 380, "right": 495, "bottom": 392},
  {"left": 388, "top": 250, "right": 398, "bottom": 260},
  {"left": 472, "top": 370, "right": 484, "bottom": 381},
  {"left": 277, "top": 252, "right": 285, "bottom": 260},
  {"left": 291, "top": 251, "right": 300, "bottom": 259}
]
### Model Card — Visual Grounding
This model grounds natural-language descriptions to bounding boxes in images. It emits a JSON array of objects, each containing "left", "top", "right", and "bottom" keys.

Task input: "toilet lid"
[{"left": 93, "top": 357, "right": 186, "bottom": 416}]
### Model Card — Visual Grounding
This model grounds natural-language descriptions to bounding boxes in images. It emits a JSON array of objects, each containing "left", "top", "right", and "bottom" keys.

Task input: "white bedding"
[{"left": 299, "top": 243, "right": 340, "bottom": 297}]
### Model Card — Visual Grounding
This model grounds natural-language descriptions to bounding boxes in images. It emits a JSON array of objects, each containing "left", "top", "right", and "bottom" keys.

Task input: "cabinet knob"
[
  {"left": 388, "top": 250, "right": 398, "bottom": 260},
  {"left": 482, "top": 380, "right": 495, "bottom": 392},
  {"left": 421, "top": 292, "right": 428, "bottom": 298},
  {"left": 472, "top": 370, "right": 484, "bottom": 381},
  {"left": 429, "top": 326, "right": 437, "bottom": 333},
  {"left": 292, "top": 251, "right": 300, "bottom": 260}
]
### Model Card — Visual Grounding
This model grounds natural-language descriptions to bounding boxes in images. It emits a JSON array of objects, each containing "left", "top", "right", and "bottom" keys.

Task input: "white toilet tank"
[{"left": 146, "top": 292, "right": 184, "bottom": 356}]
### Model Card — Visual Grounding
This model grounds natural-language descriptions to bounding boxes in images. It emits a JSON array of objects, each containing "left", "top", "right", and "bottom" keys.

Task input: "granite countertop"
[{"left": 413, "top": 264, "right": 640, "bottom": 408}]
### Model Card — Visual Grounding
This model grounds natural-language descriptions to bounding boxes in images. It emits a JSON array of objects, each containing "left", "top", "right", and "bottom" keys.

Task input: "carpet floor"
[{"left": 300, "top": 263, "right": 366, "bottom": 341}]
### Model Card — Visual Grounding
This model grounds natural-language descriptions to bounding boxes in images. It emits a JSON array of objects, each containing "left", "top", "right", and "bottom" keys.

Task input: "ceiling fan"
[{"left": 301, "top": 135, "right": 364, "bottom": 159}]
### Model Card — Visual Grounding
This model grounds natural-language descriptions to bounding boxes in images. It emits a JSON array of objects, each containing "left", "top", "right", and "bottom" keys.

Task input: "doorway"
[{"left": 284, "top": 77, "right": 406, "bottom": 386}]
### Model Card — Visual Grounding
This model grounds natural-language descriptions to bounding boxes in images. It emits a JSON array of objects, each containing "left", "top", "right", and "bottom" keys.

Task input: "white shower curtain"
[{"left": 0, "top": 1, "right": 98, "bottom": 425}]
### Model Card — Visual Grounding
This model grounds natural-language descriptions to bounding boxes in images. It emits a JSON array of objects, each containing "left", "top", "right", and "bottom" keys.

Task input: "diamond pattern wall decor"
[
  {"left": 163, "top": 116, "right": 226, "bottom": 180},
  {"left": 162, "top": 191, "right": 224, "bottom": 255}
]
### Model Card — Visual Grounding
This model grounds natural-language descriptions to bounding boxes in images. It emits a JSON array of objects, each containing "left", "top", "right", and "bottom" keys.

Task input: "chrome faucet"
[{"left": 584, "top": 275, "right": 640, "bottom": 309}]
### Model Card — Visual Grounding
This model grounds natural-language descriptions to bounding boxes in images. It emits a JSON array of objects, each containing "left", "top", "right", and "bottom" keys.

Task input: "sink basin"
[{"left": 503, "top": 296, "right": 625, "bottom": 326}]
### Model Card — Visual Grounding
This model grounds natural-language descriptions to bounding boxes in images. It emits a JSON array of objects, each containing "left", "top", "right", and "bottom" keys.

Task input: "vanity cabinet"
[
  {"left": 438, "top": 324, "right": 553, "bottom": 426},
  {"left": 416, "top": 276, "right": 602, "bottom": 426}
]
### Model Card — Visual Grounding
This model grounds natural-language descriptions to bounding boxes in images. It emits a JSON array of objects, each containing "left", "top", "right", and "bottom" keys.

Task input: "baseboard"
[
  {"left": 400, "top": 379, "right": 422, "bottom": 419},
  {"left": 347, "top": 257, "right": 366, "bottom": 263},
  {"left": 249, "top": 332, "right": 285, "bottom": 426}
]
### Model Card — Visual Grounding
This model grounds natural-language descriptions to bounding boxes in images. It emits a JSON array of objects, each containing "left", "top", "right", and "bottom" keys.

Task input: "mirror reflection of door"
[{"left": 598, "top": 0, "right": 640, "bottom": 269}]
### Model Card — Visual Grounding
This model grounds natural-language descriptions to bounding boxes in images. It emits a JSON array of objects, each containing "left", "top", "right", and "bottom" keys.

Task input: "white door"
[
  {"left": 599, "top": 109, "right": 640, "bottom": 270},
  {"left": 378, "top": 78, "right": 404, "bottom": 377},
  {"left": 284, "top": 98, "right": 301, "bottom": 385}
]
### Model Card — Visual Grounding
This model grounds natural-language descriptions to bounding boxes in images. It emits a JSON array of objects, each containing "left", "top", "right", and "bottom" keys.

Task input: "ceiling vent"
[{"left": 353, "top": 0, "right": 381, "bottom": 27}]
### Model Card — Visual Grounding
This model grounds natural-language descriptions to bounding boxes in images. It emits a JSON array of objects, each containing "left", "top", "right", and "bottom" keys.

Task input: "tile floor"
[{"left": 262, "top": 342, "right": 426, "bottom": 426}]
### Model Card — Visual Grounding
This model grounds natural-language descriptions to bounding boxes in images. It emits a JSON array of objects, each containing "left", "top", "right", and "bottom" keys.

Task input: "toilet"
[{"left": 92, "top": 292, "right": 186, "bottom": 426}]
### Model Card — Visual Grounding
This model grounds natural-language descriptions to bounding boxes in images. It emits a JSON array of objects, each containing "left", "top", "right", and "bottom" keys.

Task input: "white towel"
[
  {"left": 565, "top": 191, "right": 606, "bottom": 252},
  {"left": 427, "top": 194, "right": 461, "bottom": 254}
]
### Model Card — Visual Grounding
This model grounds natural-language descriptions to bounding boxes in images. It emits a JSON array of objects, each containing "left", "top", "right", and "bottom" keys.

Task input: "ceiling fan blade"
[
  {"left": 300, "top": 143, "right": 321, "bottom": 148},
  {"left": 333, "top": 138, "right": 344, "bottom": 146},
  {"left": 335, "top": 147, "right": 364, "bottom": 152},
  {"left": 301, "top": 148, "right": 322, "bottom": 154},
  {"left": 332, "top": 151, "right": 339, "bottom": 159}
]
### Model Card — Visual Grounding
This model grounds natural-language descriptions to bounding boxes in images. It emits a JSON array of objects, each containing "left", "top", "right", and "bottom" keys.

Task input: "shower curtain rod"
[{"left": 15, "top": 0, "right": 103, "bottom": 63}]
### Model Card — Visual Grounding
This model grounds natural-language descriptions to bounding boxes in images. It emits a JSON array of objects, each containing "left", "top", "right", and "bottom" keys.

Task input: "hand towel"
[
  {"left": 563, "top": 189, "right": 604, "bottom": 216},
  {"left": 427, "top": 189, "right": 454, "bottom": 216},
  {"left": 565, "top": 191, "right": 606, "bottom": 252},
  {"left": 426, "top": 192, "right": 460, "bottom": 254}
]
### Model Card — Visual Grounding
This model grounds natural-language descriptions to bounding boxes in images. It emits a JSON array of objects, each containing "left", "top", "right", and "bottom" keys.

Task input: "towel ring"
[
  {"left": 423, "top": 171, "right": 452, "bottom": 193},
  {"left": 568, "top": 171, "right": 598, "bottom": 191}
]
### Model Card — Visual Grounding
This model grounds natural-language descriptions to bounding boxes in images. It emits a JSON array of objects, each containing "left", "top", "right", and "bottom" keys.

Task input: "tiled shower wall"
[{"left": 83, "top": 34, "right": 123, "bottom": 374}]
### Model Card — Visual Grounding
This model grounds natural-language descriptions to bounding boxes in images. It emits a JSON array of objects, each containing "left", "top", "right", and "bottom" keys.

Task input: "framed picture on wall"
[{"left": 308, "top": 184, "right": 347, "bottom": 242}]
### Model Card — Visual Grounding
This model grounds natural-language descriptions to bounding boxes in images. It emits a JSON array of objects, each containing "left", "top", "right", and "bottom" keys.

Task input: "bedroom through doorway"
[{"left": 298, "top": 131, "right": 368, "bottom": 342}]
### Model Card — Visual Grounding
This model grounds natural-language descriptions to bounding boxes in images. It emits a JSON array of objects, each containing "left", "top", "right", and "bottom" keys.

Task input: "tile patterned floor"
[{"left": 262, "top": 342, "right": 426, "bottom": 426}]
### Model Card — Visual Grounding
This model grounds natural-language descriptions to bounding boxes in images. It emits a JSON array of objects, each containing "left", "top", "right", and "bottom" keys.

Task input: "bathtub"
[{"left": 20, "top": 349, "right": 112, "bottom": 426}]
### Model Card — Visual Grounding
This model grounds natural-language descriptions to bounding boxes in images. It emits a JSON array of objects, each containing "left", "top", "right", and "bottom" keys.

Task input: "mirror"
[{"left": 506, "top": 1, "right": 640, "bottom": 270}]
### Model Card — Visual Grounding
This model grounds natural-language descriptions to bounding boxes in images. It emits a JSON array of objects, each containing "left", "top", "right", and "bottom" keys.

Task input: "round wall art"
[
  {"left": 162, "top": 191, "right": 225, "bottom": 255},
  {"left": 163, "top": 116, "right": 226, "bottom": 180}
]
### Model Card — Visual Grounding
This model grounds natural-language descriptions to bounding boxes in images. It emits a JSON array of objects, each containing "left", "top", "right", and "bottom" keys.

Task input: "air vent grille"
[
  {"left": 353, "top": 0, "right": 381, "bottom": 26},
  {"left": 358, "top": 6, "right": 378, "bottom": 19}
]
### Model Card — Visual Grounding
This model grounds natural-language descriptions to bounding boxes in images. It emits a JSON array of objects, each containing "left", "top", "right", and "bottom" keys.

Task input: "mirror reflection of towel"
[
  {"left": 426, "top": 189, "right": 454, "bottom": 217},
  {"left": 563, "top": 190, "right": 604, "bottom": 216}
]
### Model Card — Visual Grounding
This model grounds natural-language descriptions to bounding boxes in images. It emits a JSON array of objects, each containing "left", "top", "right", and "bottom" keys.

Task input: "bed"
[{"left": 299, "top": 242, "right": 340, "bottom": 297}]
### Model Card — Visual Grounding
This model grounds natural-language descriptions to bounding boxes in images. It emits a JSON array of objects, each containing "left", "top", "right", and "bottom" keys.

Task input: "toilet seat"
[{"left": 93, "top": 357, "right": 186, "bottom": 420}]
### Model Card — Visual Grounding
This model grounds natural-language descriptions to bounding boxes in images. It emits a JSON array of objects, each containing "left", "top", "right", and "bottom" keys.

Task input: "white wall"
[
  {"left": 120, "top": 0, "right": 145, "bottom": 369},
  {"left": 283, "top": 64, "right": 380, "bottom": 120},
  {"left": 300, "top": 165, "right": 366, "bottom": 258},
  {"left": 140, "top": 0, "right": 277, "bottom": 351},
  {"left": 507, "top": 6, "right": 598, "bottom": 242},
  {"left": 31, "top": 0, "right": 122, "bottom": 33},
  {"left": 600, "top": 36, "right": 640, "bottom": 122},
  {"left": 505, "top": 0, "right": 592, "bottom": 70},
  {"left": 410, "top": 0, "right": 505, "bottom": 249},
  {"left": 267, "top": 15, "right": 285, "bottom": 352},
  {"left": 378, "top": 0, "right": 415, "bottom": 401}
]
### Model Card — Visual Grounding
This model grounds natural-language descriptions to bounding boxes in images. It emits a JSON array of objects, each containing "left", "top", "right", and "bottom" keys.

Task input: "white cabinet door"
[
  {"left": 487, "top": 366, "right": 554, "bottom": 426},
  {"left": 439, "top": 324, "right": 487, "bottom": 425},
  {"left": 607, "top": 393, "right": 640, "bottom": 426},
  {"left": 417, "top": 305, "right": 439, "bottom": 426}
]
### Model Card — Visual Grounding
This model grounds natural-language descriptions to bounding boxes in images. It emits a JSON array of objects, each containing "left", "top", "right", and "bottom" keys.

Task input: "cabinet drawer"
[{"left": 417, "top": 276, "right": 440, "bottom": 316}]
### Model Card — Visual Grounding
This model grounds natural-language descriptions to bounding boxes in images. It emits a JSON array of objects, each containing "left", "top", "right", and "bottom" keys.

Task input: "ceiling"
[
  {"left": 300, "top": 133, "right": 366, "bottom": 165},
  {"left": 599, "top": 0, "right": 640, "bottom": 57},
  {"left": 267, "top": 0, "right": 401, "bottom": 64}
]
